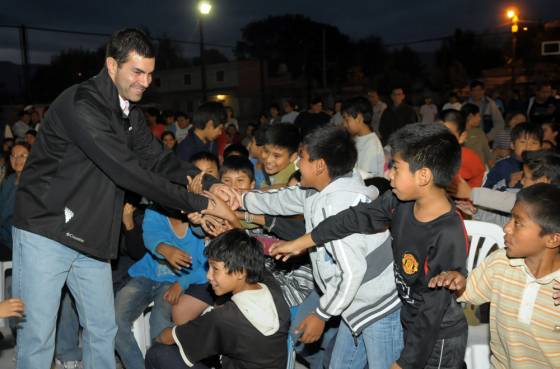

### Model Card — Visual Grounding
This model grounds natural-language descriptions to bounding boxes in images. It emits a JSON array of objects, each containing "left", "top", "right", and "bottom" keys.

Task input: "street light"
[
  {"left": 506, "top": 8, "right": 519, "bottom": 88},
  {"left": 198, "top": 1, "right": 212, "bottom": 101}
]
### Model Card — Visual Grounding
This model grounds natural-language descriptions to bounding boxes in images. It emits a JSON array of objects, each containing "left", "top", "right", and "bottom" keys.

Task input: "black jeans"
[
  {"left": 424, "top": 332, "right": 468, "bottom": 369},
  {"left": 145, "top": 343, "right": 210, "bottom": 369}
]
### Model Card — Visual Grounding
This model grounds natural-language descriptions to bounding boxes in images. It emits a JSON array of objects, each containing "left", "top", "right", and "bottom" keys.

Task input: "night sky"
[{"left": 1, "top": 0, "right": 559, "bottom": 64}]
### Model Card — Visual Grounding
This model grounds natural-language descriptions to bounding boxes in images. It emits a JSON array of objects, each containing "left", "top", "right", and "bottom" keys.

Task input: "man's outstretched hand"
[{"left": 209, "top": 183, "right": 241, "bottom": 210}]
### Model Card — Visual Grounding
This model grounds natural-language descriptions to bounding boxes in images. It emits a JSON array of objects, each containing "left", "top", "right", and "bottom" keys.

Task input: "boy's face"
[
  {"left": 542, "top": 123, "right": 558, "bottom": 142},
  {"left": 342, "top": 112, "right": 362, "bottom": 136},
  {"left": 467, "top": 112, "right": 481, "bottom": 127},
  {"left": 512, "top": 134, "right": 541, "bottom": 159},
  {"left": 207, "top": 259, "right": 243, "bottom": 296},
  {"left": 503, "top": 202, "right": 551, "bottom": 258},
  {"left": 203, "top": 121, "right": 224, "bottom": 141},
  {"left": 194, "top": 159, "right": 219, "bottom": 179},
  {"left": 221, "top": 170, "right": 255, "bottom": 191},
  {"left": 262, "top": 144, "right": 296, "bottom": 175},
  {"left": 388, "top": 153, "right": 420, "bottom": 201},
  {"left": 297, "top": 147, "right": 322, "bottom": 189}
]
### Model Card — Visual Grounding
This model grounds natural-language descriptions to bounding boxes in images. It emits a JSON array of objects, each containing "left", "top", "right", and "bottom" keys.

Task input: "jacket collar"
[{"left": 92, "top": 67, "right": 136, "bottom": 116}]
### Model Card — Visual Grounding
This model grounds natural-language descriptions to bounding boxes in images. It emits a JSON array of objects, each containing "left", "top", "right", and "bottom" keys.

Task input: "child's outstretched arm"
[
  {"left": 0, "top": 298, "right": 24, "bottom": 318},
  {"left": 428, "top": 271, "right": 466, "bottom": 296},
  {"left": 270, "top": 233, "right": 315, "bottom": 261}
]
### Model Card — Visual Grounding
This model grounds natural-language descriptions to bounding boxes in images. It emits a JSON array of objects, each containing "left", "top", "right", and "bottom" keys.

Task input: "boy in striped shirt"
[{"left": 430, "top": 183, "right": 560, "bottom": 368}]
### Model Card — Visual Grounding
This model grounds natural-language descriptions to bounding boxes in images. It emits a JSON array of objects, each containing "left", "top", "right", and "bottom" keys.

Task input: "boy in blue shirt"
[{"left": 115, "top": 207, "right": 207, "bottom": 369}]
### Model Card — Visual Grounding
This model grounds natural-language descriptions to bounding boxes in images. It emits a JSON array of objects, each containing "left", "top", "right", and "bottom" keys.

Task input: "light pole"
[
  {"left": 507, "top": 8, "right": 519, "bottom": 89},
  {"left": 198, "top": 1, "right": 212, "bottom": 102}
]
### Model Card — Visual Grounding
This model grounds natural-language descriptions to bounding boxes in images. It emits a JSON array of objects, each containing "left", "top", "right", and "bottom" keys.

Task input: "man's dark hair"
[
  {"left": 105, "top": 28, "right": 155, "bottom": 65},
  {"left": 516, "top": 183, "right": 560, "bottom": 235},
  {"left": 193, "top": 102, "right": 227, "bottom": 130},
  {"left": 460, "top": 103, "right": 480, "bottom": 118},
  {"left": 162, "top": 110, "right": 174, "bottom": 119},
  {"left": 470, "top": 80, "right": 485, "bottom": 89},
  {"left": 19, "top": 111, "right": 30, "bottom": 118},
  {"left": 391, "top": 86, "right": 405, "bottom": 94},
  {"left": 341, "top": 97, "right": 373, "bottom": 125},
  {"left": 389, "top": 123, "right": 461, "bottom": 188},
  {"left": 440, "top": 109, "right": 466, "bottom": 134},
  {"left": 220, "top": 156, "right": 255, "bottom": 182},
  {"left": 223, "top": 143, "right": 249, "bottom": 158},
  {"left": 264, "top": 124, "right": 300, "bottom": 154},
  {"left": 536, "top": 81, "right": 552, "bottom": 91},
  {"left": 310, "top": 97, "right": 323, "bottom": 106},
  {"left": 253, "top": 127, "right": 267, "bottom": 146},
  {"left": 284, "top": 99, "right": 296, "bottom": 109},
  {"left": 511, "top": 123, "right": 544, "bottom": 143},
  {"left": 523, "top": 150, "right": 560, "bottom": 184},
  {"left": 188, "top": 151, "right": 219, "bottom": 168},
  {"left": 204, "top": 230, "right": 265, "bottom": 283},
  {"left": 303, "top": 124, "right": 357, "bottom": 179}
]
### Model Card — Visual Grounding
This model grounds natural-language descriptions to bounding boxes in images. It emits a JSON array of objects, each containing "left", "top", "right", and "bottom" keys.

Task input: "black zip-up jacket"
[
  {"left": 310, "top": 191, "right": 468, "bottom": 369},
  {"left": 13, "top": 68, "right": 216, "bottom": 260}
]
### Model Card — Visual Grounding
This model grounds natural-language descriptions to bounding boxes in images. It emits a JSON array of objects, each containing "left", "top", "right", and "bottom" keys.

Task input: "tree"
[
  {"left": 156, "top": 35, "right": 190, "bottom": 69},
  {"left": 436, "top": 29, "right": 504, "bottom": 86}
]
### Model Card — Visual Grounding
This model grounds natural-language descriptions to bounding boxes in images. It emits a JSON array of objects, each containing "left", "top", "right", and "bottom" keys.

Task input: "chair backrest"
[{"left": 464, "top": 220, "right": 505, "bottom": 273}]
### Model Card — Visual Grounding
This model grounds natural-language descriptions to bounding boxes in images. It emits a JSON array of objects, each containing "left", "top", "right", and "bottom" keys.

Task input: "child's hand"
[
  {"left": 157, "top": 244, "right": 192, "bottom": 271},
  {"left": 201, "top": 191, "right": 242, "bottom": 228},
  {"left": 554, "top": 281, "right": 560, "bottom": 306},
  {"left": 0, "top": 298, "right": 24, "bottom": 318},
  {"left": 294, "top": 314, "right": 325, "bottom": 344},
  {"left": 509, "top": 171, "right": 523, "bottom": 187},
  {"left": 187, "top": 212, "right": 203, "bottom": 225},
  {"left": 428, "top": 271, "right": 466, "bottom": 292},
  {"left": 270, "top": 234, "right": 315, "bottom": 262},
  {"left": 389, "top": 363, "right": 403, "bottom": 369},
  {"left": 201, "top": 215, "right": 232, "bottom": 237},
  {"left": 164, "top": 282, "right": 183, "bottom": 305},
  {"left": 209, "top": 183, "right": 240, "bottom": 210},
  {"left": 156, "top": 327, "right": 175, "bottom": 345},
  {"left": 122, "top": 202, "right": 136, "bottom": 230},
  {"left": 187, "top": 171, "right": 205, "bottom": 195},
  {"left": 455, "top": 200, "right": 476, "bottom": 216}
]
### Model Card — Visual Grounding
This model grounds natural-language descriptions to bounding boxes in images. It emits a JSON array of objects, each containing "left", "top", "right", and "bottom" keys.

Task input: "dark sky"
[{"left": 1, "top": 0, "right": 559, "bottom": 64}]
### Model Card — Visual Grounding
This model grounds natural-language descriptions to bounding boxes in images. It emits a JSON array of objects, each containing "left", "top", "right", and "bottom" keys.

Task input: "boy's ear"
[
  {"left": 416, "top": 167, "right": 433, "bottom": 187},
  {"left": 234, "top": 269, "right": 248, "bottom": 281},
  {"left": 289, "top": 151, "right": 298, "bottom": 163},
  {"left": 315, "top": 158, "right": 327, "bottom": 176},
  {"left": 544, "top": 232, "right": 560, "bottom": 249}
]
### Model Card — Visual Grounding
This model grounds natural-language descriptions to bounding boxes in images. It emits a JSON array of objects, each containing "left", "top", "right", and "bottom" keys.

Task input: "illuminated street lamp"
[
  {"left": 506, "top": 8, "right": 519, "bottom": 88},
  {"left": 198, "top": 1, "right": 212, "bottom": 101}
]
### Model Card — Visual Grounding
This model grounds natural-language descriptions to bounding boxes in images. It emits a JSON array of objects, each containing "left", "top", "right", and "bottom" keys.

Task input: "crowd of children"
[{"left": 1, "top": 89, "right": 560, "bottom": 369}]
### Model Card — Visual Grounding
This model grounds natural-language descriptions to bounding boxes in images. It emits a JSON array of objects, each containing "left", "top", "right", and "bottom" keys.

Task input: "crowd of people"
[{"left": 0, "top": 27, "right": 560, "bottom": 369}]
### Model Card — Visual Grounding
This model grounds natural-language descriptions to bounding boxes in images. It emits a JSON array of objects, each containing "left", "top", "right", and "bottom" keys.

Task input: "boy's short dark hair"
[
  {"left": 223, "top": 143, "right": 249, "bottom": 158},
  {"left": 253, "top": 127, "right": 267, "bottom": 146},
  {"left": 460, "top": 103, "right": 479, "bottom": 118},
  {"left": 106, "top": 28, "right": 155, "bottom": 65},
  {"left": 511, "top": 123, "right": 544, "bottom": 143},
  {"left": 146, "top": 107, "right": 159, "bottom": 118},
  {"left": 341, "top": 97, "right": 373, "bottom": 124},
  {"left": 264, "top": 124, "right": 300, "bottom": 154},
  {"left": 204, "top": 230, "right": 265, "bottom": 284},
  {"left": 188, "top": 151, "right": 219, "bottom": 168},
  {"left": 25, "top": 129, "right": 37, "bottom": 137},
  {"left": 389, "top": 123, "right": 461, "bottom": 188},
  {"left": 220, "top": 156, "right": 255, "bottom": 182},
  {"left": 162, "top": 110, "right": 174, "bottom": 119},
  {"left": 523, "top": 150, "right": 560, "bottom": 184},
  {"left": 176, "top": 111, "right": 189, "bottom": 119},
  {"left": 516, "top": 183, "right": 560, "bottom": 235},
  {"left": 440, "top": 109, "right": 466, "bottom": 134},
  {"left": 470, "top": 80, "right": 485, "bottom": 89},
  {"left": 303, "top": 124, "right": 357, "bottom": 179},
  {"left": 193, "top": 102, "right": 227, "bottom": 130}
]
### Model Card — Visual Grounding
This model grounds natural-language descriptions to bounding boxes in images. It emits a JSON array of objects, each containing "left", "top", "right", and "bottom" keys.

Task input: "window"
[
  {"left": 216, "top": 70, "right": 224, "bottom": 82},
  {"left": 184, "top": 74, "right": 191, "bottom": 85}
]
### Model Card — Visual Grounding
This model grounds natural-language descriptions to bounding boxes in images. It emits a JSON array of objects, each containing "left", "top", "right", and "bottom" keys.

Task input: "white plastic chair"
[
  {"left": 132, "top": 302, "right": 153, "bottom": 357},
  {"left": 463, "top": 220, "right": 505, "bottom": 369},
  {"left": 0, "top": 261, "right": 12, "bottom": 328}
]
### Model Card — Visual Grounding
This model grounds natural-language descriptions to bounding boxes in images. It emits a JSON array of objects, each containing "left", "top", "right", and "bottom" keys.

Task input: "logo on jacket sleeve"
[
  {"left": 401, "top": 252, "right": 419, "bottom": 275},
  {"left": 64, "top": 207, "right": 74, "bottom": 223}
]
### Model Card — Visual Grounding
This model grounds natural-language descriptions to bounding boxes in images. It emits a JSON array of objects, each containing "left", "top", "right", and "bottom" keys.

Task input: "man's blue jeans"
[
  {"left": 115, "top": 276, "right": 173, "bottom": 369},
  {"left": 55, "top": 289, "right": 82, "bottom": 362},
  {"left": 329, "top": 308, "right": 403, "bottom": 369},
  {"left": 12, "top": 227, "right": 117, "bottom": 369}
]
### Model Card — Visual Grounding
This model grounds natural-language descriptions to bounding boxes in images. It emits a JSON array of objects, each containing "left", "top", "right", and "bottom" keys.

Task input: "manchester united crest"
[{"left": 402, "top": 252, "right": 419, "bottom": 275}]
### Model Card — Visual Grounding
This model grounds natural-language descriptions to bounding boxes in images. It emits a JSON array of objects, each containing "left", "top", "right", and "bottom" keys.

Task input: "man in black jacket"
[
  {"left": 11, "top": 28, "right": 233, "bottom": 369},
  {"left": 379, "top": 87, "right": 418, "bottom": 145}
]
